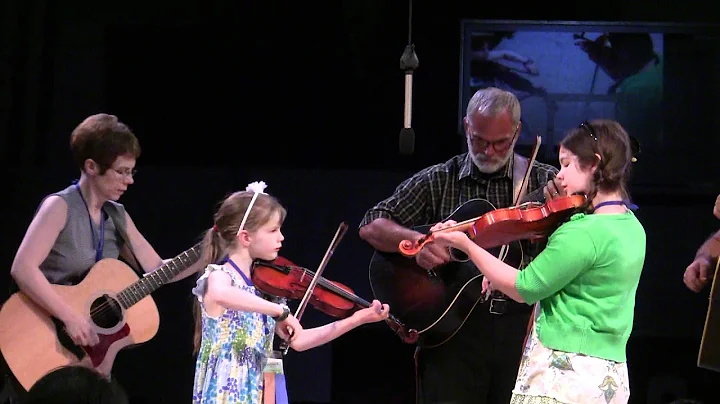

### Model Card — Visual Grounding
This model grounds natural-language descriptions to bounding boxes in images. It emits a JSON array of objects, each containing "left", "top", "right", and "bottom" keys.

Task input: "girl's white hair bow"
[{"left": 237, "top": 180, "right": 268, "bottom": 236}]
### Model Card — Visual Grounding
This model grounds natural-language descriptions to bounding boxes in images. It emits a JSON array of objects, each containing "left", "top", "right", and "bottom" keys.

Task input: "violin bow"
[
  {"left": 510, "top": 135, "right": 544, "bottom": 350},
  {"left": 512, "top": 135, "right": 542, "bottom": 207},
  {"left": 280, "top": 222, "right": 349, "bottom": 354},
  {"left": 496, "top": 135, "right": 542, "bottom": 268}
]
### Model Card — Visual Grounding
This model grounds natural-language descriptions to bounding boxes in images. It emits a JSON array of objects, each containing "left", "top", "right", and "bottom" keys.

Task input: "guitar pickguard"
[{"left": 85, "top": 324, "right": 130, "bottom": 367}]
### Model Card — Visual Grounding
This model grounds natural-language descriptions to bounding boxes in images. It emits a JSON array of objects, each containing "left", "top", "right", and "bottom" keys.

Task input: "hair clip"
[{"left": 579, "top": 121, "right": 598, "bottom": 142}]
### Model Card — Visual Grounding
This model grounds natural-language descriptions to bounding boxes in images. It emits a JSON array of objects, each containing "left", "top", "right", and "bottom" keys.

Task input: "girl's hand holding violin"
[
  {"left": 351, "top": 300, "right": 390, "bottom": 324},
  {"left": 275, "top": 314, "right": 303, "bottom": 342},
  {"left": 428, "top": 220, "right": 472, "bottom": 251}
]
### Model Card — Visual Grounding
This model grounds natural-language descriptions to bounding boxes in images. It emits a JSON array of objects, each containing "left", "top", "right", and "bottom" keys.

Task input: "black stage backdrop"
[{"left": 2, "top": 1, "right": 720, "bottom": 403}]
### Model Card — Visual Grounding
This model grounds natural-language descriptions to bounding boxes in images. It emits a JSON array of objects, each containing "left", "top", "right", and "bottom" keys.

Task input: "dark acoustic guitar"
[
  {"left": 367, "top": 198, "right": 524, "bottom": 348},
  {"left": 698, "top": 256, "right": 720, "bottom": 371}
]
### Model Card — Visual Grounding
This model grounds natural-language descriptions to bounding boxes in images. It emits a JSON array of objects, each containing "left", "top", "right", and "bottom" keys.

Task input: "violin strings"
[
  {"left": 300, "top": 268, "right": 369, "bottom": 306},
  {"left": 298, "top": 268, "right": 407, "bottom": 325},
  {"left": 271, "top": 264, "right": 406, "bottom": 327}
]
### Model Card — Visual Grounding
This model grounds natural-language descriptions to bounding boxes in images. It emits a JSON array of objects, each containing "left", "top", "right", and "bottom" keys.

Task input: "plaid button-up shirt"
[{"left": 360, "top": 152, "right": 559, "bottom": 268}]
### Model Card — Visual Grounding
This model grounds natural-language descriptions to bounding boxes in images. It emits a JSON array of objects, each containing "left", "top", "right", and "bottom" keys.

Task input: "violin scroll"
[
  {"left": 398, "top": 237, "right": 429, "bottom": 257},
  {"left": 399, "top": 221, "right": 475, "bottom": 257},
  {"left": 385, "top": 317, "right": 419, "bottom": 344}
]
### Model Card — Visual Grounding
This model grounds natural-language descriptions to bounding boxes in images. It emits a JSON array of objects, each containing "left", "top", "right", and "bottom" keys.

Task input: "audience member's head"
[{"left": 23, "top": 365, "right": 129, "bottom": 404}]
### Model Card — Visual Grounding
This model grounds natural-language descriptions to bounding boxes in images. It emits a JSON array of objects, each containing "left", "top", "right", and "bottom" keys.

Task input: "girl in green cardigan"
[{"left": 430, "top": 119, "right": 645, "bottom": 404}]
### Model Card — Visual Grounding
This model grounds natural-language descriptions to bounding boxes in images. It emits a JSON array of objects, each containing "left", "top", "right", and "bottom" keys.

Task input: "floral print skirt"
[
  {"left": 193, "top": 344, "right": 267, "bottom": 404},
  {"left": 510, "top": 327, "right": 630, "bottom": 404}
]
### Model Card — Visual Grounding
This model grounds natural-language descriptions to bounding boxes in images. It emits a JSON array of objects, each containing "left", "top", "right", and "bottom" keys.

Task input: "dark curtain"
[{"left": 0, "top": 0, "right": 57, "bottom": 168}]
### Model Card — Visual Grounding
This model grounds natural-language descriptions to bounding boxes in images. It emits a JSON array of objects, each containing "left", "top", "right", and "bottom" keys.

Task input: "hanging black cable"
[{"left": 398, "top": 0, "right": 418, "bottom": 155}]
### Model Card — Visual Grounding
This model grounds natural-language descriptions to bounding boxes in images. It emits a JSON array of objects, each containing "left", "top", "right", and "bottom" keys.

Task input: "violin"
[
  {"left": 251, "top": 256, "right": 419, "bottom": 344},
  {"left": 398, "top": 194, "right": 587, "bottom": 257}
]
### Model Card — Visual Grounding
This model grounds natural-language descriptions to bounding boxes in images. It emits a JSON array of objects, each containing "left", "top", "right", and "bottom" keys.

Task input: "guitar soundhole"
[{"left": 89, "top": 294, "right": 123, "bottom": 329}]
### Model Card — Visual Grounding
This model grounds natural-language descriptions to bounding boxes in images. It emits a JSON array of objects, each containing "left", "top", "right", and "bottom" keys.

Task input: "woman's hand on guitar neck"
[{"left": 63, "top": 312, "right": 100, "bottom": 347}]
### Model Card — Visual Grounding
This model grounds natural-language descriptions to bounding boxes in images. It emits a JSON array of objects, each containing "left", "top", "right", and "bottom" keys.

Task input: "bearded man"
[{"left": 359, "top": 87, "right": 560, "bottom": 404}]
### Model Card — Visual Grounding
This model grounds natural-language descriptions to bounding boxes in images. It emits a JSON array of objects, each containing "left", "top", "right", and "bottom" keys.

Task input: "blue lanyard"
[
  {"left": 74, "top": 182, "right": 105, "bottom": 262},
  {"left": 594, "top": 200, "right": 639, "bottom": 211},
  {"left": 226, "top": 257, "right": 254, "bottom": 286},
  {"left": 226, "top": 257, "right": 269, "bottom": 326}
]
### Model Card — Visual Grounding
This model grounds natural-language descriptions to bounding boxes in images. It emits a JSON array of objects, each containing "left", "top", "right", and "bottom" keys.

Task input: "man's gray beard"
[{"left": 470, "top": 151, "right": 513, "bottom": 174}]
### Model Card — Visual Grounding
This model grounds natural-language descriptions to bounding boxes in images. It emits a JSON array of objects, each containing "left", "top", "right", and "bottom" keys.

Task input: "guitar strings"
[
  {"left": 85, "top": 268, "right": 166, "bottom": 322},
  {"left": 86, "top": 249, "right": 198, "bottom": 322}
]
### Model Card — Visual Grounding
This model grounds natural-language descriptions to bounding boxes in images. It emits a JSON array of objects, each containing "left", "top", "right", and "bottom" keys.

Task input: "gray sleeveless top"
[{"left": 38, "top": 184, "right": 128, "bottom": 285}]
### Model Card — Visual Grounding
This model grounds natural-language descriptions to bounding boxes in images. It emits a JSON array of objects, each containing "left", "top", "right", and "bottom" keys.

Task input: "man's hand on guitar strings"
[
  {"left": 414, "top": 237, "right": 452, "bottom": 271},
  {"left": 684, "top": 256, "right": 713, "bottom": 293},
  {"left": 482, "top": 277, "right": 493, "bottom": 301}
]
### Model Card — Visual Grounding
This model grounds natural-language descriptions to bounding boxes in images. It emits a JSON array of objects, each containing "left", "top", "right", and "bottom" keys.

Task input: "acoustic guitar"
[
  {"left": 698, "top": 256, "right": 720, "bottom": 371},
  {"left": 0, "top": 243, "right": 202, "bottom": 390},
  {"left": 367, "top": 198, "right": 525, "bottom": 348},
  {"left": 367, "top": 137, "right": 545, "bottom": 348}
]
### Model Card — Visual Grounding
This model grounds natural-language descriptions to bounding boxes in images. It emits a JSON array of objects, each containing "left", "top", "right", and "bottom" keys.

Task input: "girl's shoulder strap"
[
  {"left": 192, "top": 264, "right": 244, "bottom": 303},
  {"left": 209, "top": 263, "right": 247, "bottom": 286}
]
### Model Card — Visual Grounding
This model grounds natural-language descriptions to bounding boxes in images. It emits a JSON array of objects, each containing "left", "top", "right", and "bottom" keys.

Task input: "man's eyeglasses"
[{"left": 467, "top": 122, "right": 520, "bottom": 153}]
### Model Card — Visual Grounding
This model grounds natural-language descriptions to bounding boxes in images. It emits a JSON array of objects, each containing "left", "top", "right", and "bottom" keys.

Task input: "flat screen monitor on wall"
[{"left": 458, "top": 20, "right": 720, "bottom": 191}]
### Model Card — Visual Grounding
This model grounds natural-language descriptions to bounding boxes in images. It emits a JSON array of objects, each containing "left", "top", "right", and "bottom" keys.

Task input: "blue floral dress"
[{"left": 191, "top": 264, "right": 280, "bottom": 404}]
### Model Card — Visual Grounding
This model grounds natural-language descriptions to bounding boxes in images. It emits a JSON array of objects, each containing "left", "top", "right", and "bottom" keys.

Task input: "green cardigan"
[{"left": 516, "top": 211, "right": 646, "bottom": 362}]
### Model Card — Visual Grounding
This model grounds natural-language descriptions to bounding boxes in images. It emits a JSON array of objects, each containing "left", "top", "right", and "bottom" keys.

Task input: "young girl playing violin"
[
  {"left": 191, "top": 181, "right": 390, "bottom": 404},
  {"left": 429, "top": 119, "right": 645, "bottom": 404}
]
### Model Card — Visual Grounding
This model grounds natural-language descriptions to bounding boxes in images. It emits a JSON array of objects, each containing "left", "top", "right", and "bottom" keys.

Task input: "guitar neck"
[{"left": 117, "top": 243, "right": 202, "bottom": 308}]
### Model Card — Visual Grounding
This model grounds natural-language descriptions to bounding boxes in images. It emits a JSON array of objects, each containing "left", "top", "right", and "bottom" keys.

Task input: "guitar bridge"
[{"left": 427, "top": 269, "right": 437, "bottom": 278}]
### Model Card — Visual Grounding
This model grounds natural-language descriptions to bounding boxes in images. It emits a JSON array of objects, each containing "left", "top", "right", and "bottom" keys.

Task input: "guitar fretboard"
[{"left": 116, "top": 243, "right": 202, "bottom": 309}]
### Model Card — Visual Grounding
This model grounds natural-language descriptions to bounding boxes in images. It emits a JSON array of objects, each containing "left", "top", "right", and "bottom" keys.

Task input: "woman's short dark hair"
[{"left": 69, "top": 113, "right": 141, "bottom": 174}]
